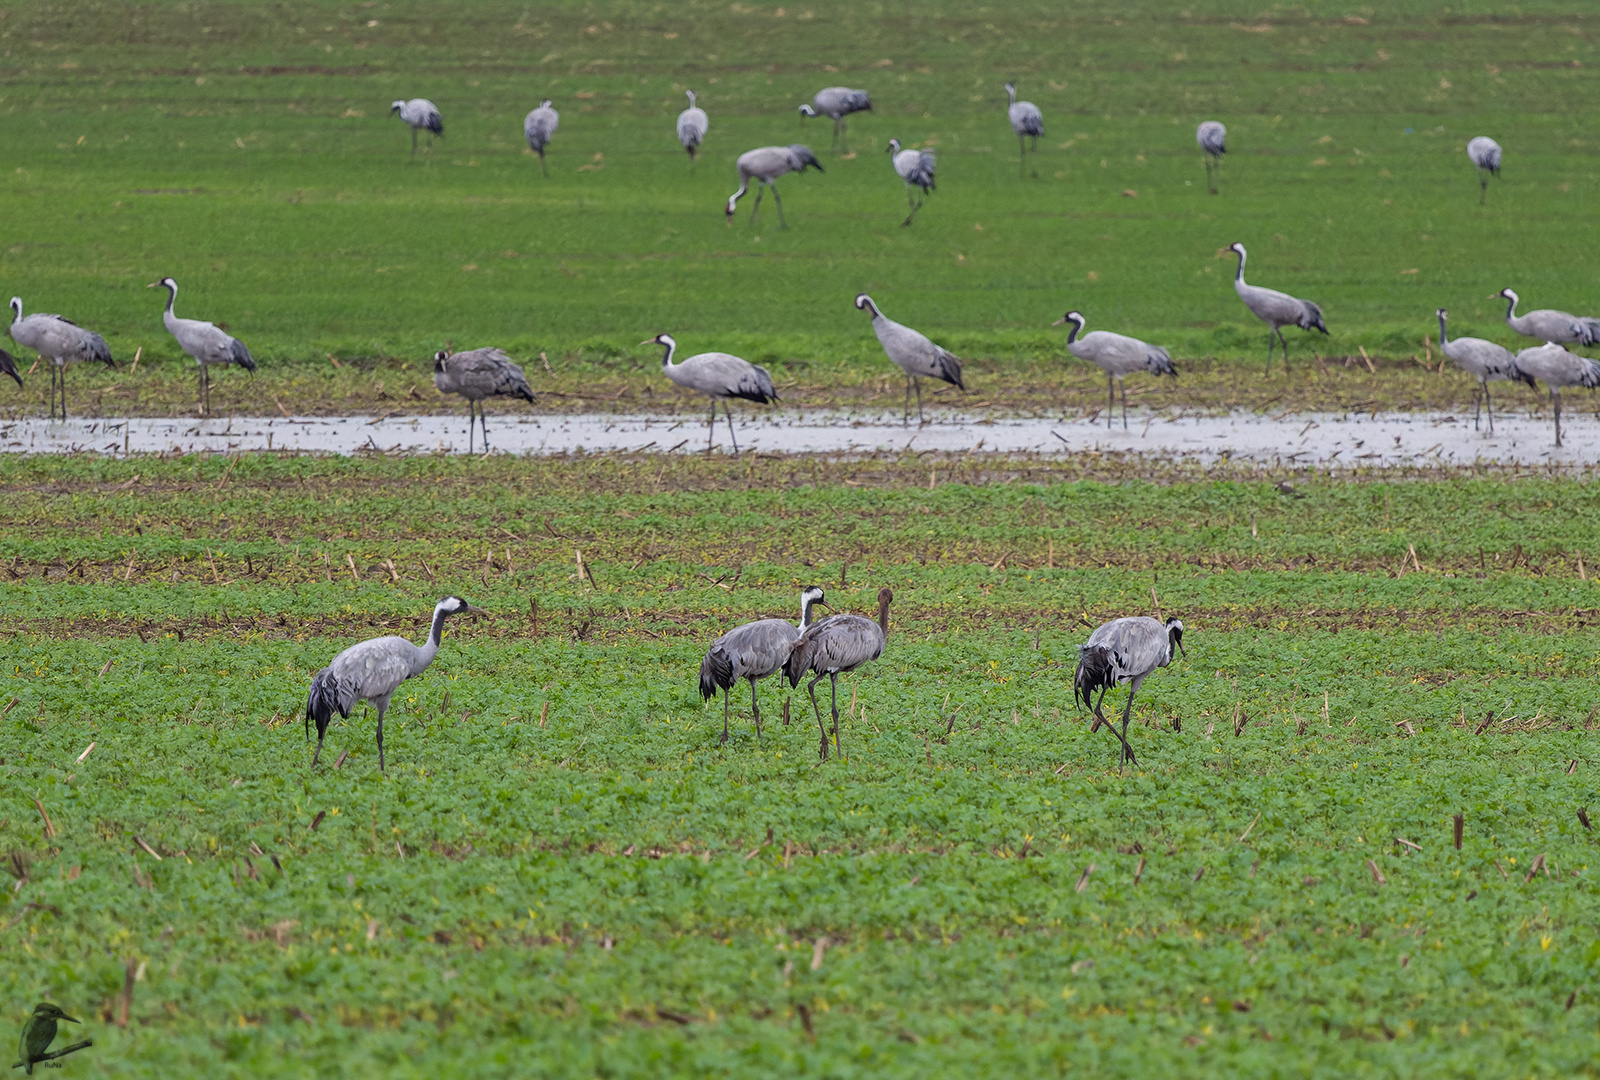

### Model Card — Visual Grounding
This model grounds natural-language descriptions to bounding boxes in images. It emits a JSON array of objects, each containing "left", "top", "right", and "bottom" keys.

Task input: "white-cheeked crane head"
[
  {"left": 1051, "top": 310, "right": 1087, "bottom": 332},
  {"left": 799, "top": 584, "right": 829, "bottom": 624},
  {"left": 1227, "top": 241, "right": 1247, "bottom": 261},
  {"left": 1165, "top": 618, "right": 1186, "bottom": 659},
  {"left": 639, "top": 333, "right": 677, "bottom": 365},
  {"left": 390, "top": 100, "right": 406, "bottom": 114},
  {"left": 797, "top": 103, "right": 816, "bottom": 117},
  {"left": 886, "top": 138, "right": 902, "bottom": 155},
  {"left": 853, "top": 294, "right": 881, "bottom": 318},
  {"left": 435, "top": 595, "right": 481, "bottom": 619},
  {"left": 146, "top": 276, "right": 178, "bottom": 293},
  {"left": 432, "top": 349, "right": 452, "bottom": 372},
  {"left": 9, "top": 297, "right": 23, "bottom": 323},
  {"left": 685, "top": 90, "right": 697, "bottom": 107},
  {"left": 1497, "top": 287, "right": 1518, "bottom": 304},
  {"left": 539, "top": 99, "right": 553, "bottom": 110}
]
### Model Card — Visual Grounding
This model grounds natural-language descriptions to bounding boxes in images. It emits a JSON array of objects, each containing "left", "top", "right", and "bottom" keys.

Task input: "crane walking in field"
[
  {"left": 1197, "top": 120, "right": 1226, "bottom": 193},
  {"left": 784, "top": 587, "right": 891, "bottom": 761},
  {"left": 641, "top": 333, "right": 778, "bottom": 453},
  {"left": 1052, "top": 311, "right": 1176, "bottom": 429},
  {"left": 148, "top": 277, "right": 256, "bottom": 415},
  {"left": 390, "top": 99, "right": 443, "bottom": 156},
  {"left": 725, "top": 145, "right": 823, "bottom": 228},
  {"left": 798, "top": 87, "right": 872, "bottom": 153},
  {"left": 1225, "top": 242, "right": 1328, "bottom": 375},
  {"left": 305, "top": 595, "right": 481, "bottom": 773},
  {"left": 0, "top": 348, "right": 20, "bottom": 391},
  {"left": 1496, "top": 288, "right": 1600, "bottom": 347},
  {"left": 1004, "top": 83, "right": 1044, "bottom": 175},
  {"left": 700, "top": 585, "right": 829, "bottom": 744},
  {"left": 855, "top": 294, "right": 965, "bottom": 424},
  {"left": 886, "top": 138, "right": 936, "bottom": 226},
  {"left": 433, "top": 347, "right": 537, "bottom": 454},
  {"left": 8, "top": 296, "right": 115, "bottom": 421},
  {"left": 1436, "top": 308, "right": 1533, "bottom": 433},
  {"left": 676, "top": 90, "right": 708, "bottom": 162},
  {"left": 524, "top": 100, "right": 560, "bottom": 174},
  {"left": 1467, "top": 136, "right": 1502, "bottom": 205},
  {"left": 1513, "top": 342, "right": 1600, "bottom": 448},
  {"left": 1074, "top": 615, "right": 1185, "bottom": 767}
]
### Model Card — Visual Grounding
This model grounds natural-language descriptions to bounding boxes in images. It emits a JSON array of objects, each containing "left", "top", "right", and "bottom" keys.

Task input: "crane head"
[
  {"left": 685, "top": 89, "right": 696, "bottom": 106},
  {"left": 147, "top": 277, "right": 178, "bottom": 291},
  {"left": 435, "top": 595, "right": 481, "bottom": 619},
  {"left": 539, "top": 100, "right": 554, "bottom": 110},
  {"left": 639, "top": 333, "right": 675, "bottom": 349},
  {"left": 432, "top": 350, "right": 451, "bottom": 372},
  {"left": 798, "top": 103, "right": 816, "bottom": 117},
  {"left": 9, "top": 297, "right": 22, "bottom": 322},
  {"left": 853, "top": 294, "right": 879, "bottom": 316},
  {"left": 30, "top": 1003, "right": 78, "bottom": 1023},
  {"left": 1497, "top": 287, "right": 1518, "bottom": 303},
  {"left": 1051, "top": 311, "right": 1086, "bottom": 331},
  {"left": 1165, "top": 618, "right": 1185, "bottom": 658},
  {"left": 389, "top": 100, "right": 405, "bottom": 113},
  {"left": 886, "top": 138, "right": 901, "bottom": 154},
  {"left": 1436, "top": 308, "right": 1448, "bottom": 320},
  {"left": 1227, "top": 242, "right": 1246, "bottom": 259}
]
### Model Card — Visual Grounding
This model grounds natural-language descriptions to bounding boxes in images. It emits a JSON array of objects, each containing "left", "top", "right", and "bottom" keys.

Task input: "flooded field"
[{"left": 2, "top": 406, "right": 1594, "bottom": 466}]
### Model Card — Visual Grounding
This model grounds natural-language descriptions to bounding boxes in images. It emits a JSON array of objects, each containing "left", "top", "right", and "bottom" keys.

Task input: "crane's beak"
[
  {"left": 145, "top": 281, "right": 160, "bottom": 289},
  {"left": 1051, "top": 316, "right": 1068, "bottom": 326},
  {"left": 1214, "top": 248, "right": 1231, "bottom": 258},
  {"left": 638, "top": 337, "right": 657, "bottom": 346}
]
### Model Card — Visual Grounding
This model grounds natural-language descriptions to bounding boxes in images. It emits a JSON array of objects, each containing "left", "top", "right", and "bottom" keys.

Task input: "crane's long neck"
[
  {"left": 162, "top": 283, "right": 177, "bottom": 316},
  {"left": 1064, "top": 320, "right": 1082, "bottom": 345},
  {"left": 1503, "top": 293, "right": 1518, "bottom": 321},
  {"left": 1006, "top": 86, "right": 1017, "bottom": 105},
  {"left": 1437, "top": 311, "right": 1449, "bottom": 346},
  {"left": 9, "top": 299, "right": 21, "bottom": 325},
  {"left": 657, "top": 339, "right": 677, "bottom": 372},
  {"left": 799, "top": 594, "right": 820, "bottom": 628},
  {"left": 1232, "top": 250, "right": 1246, "bottom": 284},
  {"left": 413, "top": 605, "right": 448, "bottom": 673},
  {"left": 877, "top": 594, "right": 891, "bottom": 634}
]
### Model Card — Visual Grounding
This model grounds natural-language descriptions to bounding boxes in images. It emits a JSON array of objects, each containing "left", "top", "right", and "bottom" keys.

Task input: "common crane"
[
  {"left": 676, "top": 90, "right": 708, "bottom": 162},
  {"left": 641, "top": 333, "right": 778, "bottom": 453},
  {"left": 524, "top": 100, "right": 560, "bottom": 175},
  {"left": 798, "top": 87, "right": 871, "bottom": 153},
  {"left": 1074, "top": 615, "right": 1185, "bottom": 767},
  {"left": 390, "top": 99, "right": 443, "bottom": 156},
  {"left": 886, "top": 138, "right": 936, "bottom": 226},
  {"left": 1513, "top": 341, "right": 1600, "bottom": 448},
  {"left": 1004, "top": 82, "right": 1044, "bottom": 175},
  {"left": 1467, "top": 136, "right": 1501, "bottom": 205},
  {"left": 1197, "top": 120, "right": 1226, "bottom": 193},
  {"left": 1436, "top": 308, "right": 1533, "bottom": 432},
  {"left": 1052, "top": 311, "right": 1177, "bottom": 429},
  {"left": 305, "top": 595, "right": 480, "bottom": 773},
  {"left": 1497, "top": 288, "right": 1600, "bottom": 347},
  {"left": 854, "top": 294, "right": 964, "bottom": 424},
  {"left": 1225, "top": 242, "right": 1328, "bottom": 375},
  {"left": 148, "top": 277, "right": 256, "bottom": 415},
  {"left": 725, "top": 145, "right": 822, "bottom": 228},
  {"left": 700, "top": 585, "right": 828, "bottom": 744},
  {"left": 783, "top": 587, "right": 891, "bottom": 762},
  {"left": 0, "top": 348, "right": 20, "bottom": 390},
  {"left": 8, "top": 296, "right": 114, "bottom": 421},
  {"left": 432, "top": 347, "right": 536, "bottom": 454}
]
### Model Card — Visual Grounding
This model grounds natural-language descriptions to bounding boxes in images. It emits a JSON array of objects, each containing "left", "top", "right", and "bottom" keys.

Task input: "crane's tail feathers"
[
  {"left": 230, "top": 340, "right": 257, "bottom": 373},
  {"left": 1073, "top": 645, "right": 1117, "bottom": 711},
  {"left": 782, "top": 639, "right": 813, "bottom": 688},
  {"left": 1300, "top": 302, "right": 1328, "bottom": 334},
  {"left": 86, "top": 332, "right": 115, "bottom": 367},
  {"left": 0, "top": 348, "right": 20, "bottom": 389},
  {"left": 936, "top": 351, "right": 965, "bottom": 390},
  {"left": 1579, "top": 319, "right": 1600, "bottom": 348},
  {"left": 305, "top": 668, "right": 352, "bottom": 738},
  {"left": 1147, "top": 347, "right": 1178, "bottom": 377},
  {"left": 1579, "top": 358, "right": 1600, "bottom": 390},
  {"left": 789, "top": 145, "right": 824, "bottom": 173},
  {"left": 1511, "top": 363, "right": 1538, "bottom": 389},
  {"left": 700, "top": 648, "right": 734, "bottom": 700}
]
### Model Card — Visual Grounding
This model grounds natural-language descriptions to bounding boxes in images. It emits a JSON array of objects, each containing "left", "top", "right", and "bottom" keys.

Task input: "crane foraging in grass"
[
  {"left": 855, "top": 294, "right": 964, "bottom": 424},
  {"left": 798, "top": 87, "right": 872, "bottom": 153},
  {"left": 725, "top": 145, "right": 823, "bottom": 228},
  {"left": 524, "top": 100, "right": 559, "bottom": 174},
  {"left": 1496, "top": 288, "right": 1600, "bottom": 347},
  {"left": 149, "top": 277, "right": 256, "bottom": 415},
  {"left": 1004, "top": 83, "right": 1044, "bottom": 175},
  {"left": 432, "top": 347, "right": 537, "bottom": 454},
  {"left": 1436, "top": 308, "right": 1533, "bottom": 433},
  {"left": 305, "top": 595, "right": 481, "bottom": 773},
  {"left": 700, "top": 585, "right": 829, "bottom": 744},
  {"left": 886, "top": 138, "right": 936, "bottom": 225},
  {"left": 784, "top": 587, "right": 891, "bottom": 762},
  {"left": 1052, "top": 310, "right": 1177, "bottom": 429},
  {"left": 676, "top": 90, "right": 708, "bottom": 162},
  {"left": 1225, "top": 242, "right": 1328, "bottom": 375},
  {"left": 1197, "top": 120, "right": 1226, "bottom": 193},
  {"left": 1467, "top": 136, "right": 1502, "bottom": 205},
  {"left": 641, "top": 333, "right": 778, "bottom": 454},
  {"left": 390, "top": 99, "right": 443, "bottom": 156},
  {"left": 1512, "top": 341, "right": 1600, "bottom": 448},
  {"left": 8, "top": 296, "right": 115, "bottom": 420},
  {"left": 1074, "top": 615, "right": 1185, "bottom": 767}
]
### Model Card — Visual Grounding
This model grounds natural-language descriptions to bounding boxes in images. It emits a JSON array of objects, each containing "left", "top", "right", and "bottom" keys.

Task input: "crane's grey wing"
[
  {"left": 306, "top": 666, "right": 359, "bottom": 724},
  {"left": 1197, "top": 121, "right": 1226, "bottom": 154},
  {"left": 449, "top": 348, "right": 535, "bottom": 402},
  {"left": 420, "top": 100, "right": 443, "bottom": 136},
  {"left": 688, "top": 353, "right": 777, "bottom": 403},
  {"left": 784, "top": 614, "right": 882, "bottom": 683},
  {"left": 1010, "top": 102, "right": 1044, "bottom": 137},
  {"left": 787, "top": 145, "right": 823, "bottom": 173},
  {"left": 1079, "top": 617, "right": 1169, "bottom": 692},
  {"left": 1297, "top": 299, "right": 1328, "bottom": 334},
  {"left": 0, "top": 348, "right": 20, "bottom": 388},
  {"left": 713, "top": 618, "right": 801, "bottom": 684},
  {"left": 228, "top": 337, "right": 256, "bottom": 372},
  {"left": 876, "top": 318, "right": 963, "bottom": 388},
  {"left": 327, "top": 637, "right": 416, "bottom": 703},
  {"left": 898, "top": 150, "right": 936, "bottom": 191},
  {"left": 1143, "top": 343, "right": 1177, "bottom": 377}
]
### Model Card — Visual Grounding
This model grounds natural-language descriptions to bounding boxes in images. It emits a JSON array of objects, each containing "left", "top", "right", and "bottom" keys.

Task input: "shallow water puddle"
[{"left": 0, "top": 408, "right": 1594, "bottom": 465}]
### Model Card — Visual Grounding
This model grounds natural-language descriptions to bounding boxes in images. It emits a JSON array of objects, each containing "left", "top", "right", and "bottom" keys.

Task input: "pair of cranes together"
[
  {"left": 300, "top": 586, "right": 1181, "bottom": 773},
  {"left": 390, "top": 97, "right": 562, "bottom": 174}
]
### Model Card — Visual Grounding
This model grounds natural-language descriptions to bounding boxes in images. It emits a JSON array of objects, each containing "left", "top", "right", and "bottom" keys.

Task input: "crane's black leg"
[
  {"left": 1264, "top": 331, "right": 1275, "bottom": 377},
  {"left": 1121, "top": 378, "right": 1129, "bottom": 430},
  {"left": 829, "top": 672, "right": 842, "bottom": 759},
  {"left": 831, "top": 117, "right": 840, "bottom": 152},
  {"left": 771, "top": 184, "right": 787, "bottom": 229},
  {"left": 480, "top": 404, "right": 491, "bottom": 452},
  {"left": 466, "top": 402, "right": 476, "bottom": 454},
  {"left": 707, "top": 398, "right": 717, "bottom": 452},
  {"left": 903, "top": 375, "right": 912, "bottom": 425},
  {"left": 1278, "top": 328, "right": 1290, "bottom": 375},
  {"left": 311, "top": 721, "right": 326, "bottom": 766},
  {"left": 914, "top": 377, "right": 925, "bottom": 424},
  {"left": 721, "top": 689, "right": 731, "bottom": 744},
  {"left": 1553, "top": 390, "right": 1563, "bottom": 448},
  {"left": 1479, "top": 171, "right": 1488, "bottom": 206},
  {"left": 375, "top": 705, "right": 386, "bottom": 773},
  {"left": 749, "top": 184, "right": 764, "bottom": 225},
  {"left": 1106, "top": 372, "right": 1114, "bottom": 429},
  {"left": 725, "top": 403, "right": 739, "bottom": 455},
  {"left": 1117, "top": 691, "right": 1139, "bottom": 767},
  {"left": 749, "top": 677, "right": 763, "bottom": 746},
  {"left": 840, "top": 117, "right": 849, "bottom": 155},
  {"left": 1483, "top": 381, "right": 1493, "bottom": 433},
  {"left": 806, "top": 672, "right": 828, "bottom": 760},
  {"left": 60, "top": 366, "right": 68, "bottom": 420}
]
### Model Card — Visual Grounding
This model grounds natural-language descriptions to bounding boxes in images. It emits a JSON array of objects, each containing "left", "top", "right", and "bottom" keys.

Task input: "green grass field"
[
  {"left": 3, "top": 451, "right": 1600, "bottom": 1076},
  {"left": 2, "top": 1, "right": 1600, "bottom": 416}
]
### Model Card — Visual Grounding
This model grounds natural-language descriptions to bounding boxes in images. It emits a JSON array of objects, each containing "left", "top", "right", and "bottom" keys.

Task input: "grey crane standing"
[
  {"left": 854, "top": 294, "right": 964, "bottom": 424},
  {"left": 1004, "top": 82, "right": 1044, "bottom": 175},
  {"left": 1496, "top": 288, "right": 1600, "bottom": 347},
  {"left": 700, "top": 585, "right": 829, "bottom": 744},
  {"left": 1074, "top": 615, "right": 1185, "bottom": 767},
  {"left": 8, "top": 297, "right": 114, "bottom": 421},
  {"left": 305, "top": 595, "right": 481, "bottom": 772},
  {"left": 784, "top": 587, "right": 891, "bottom": 762},
  {"left": 1197, "top": 120, "right": 1226, "bottom": 194},
  {"left": 0, "top": 347, "right": 20, "bottom": 391},
  {"left": 677, "top": 90, "right": 708, "bottom": 162},
  {"left": 641, "top": 333, "right": 778, "bottom": 453},
  {"left": 390, "top": 99, "right": 443, "bottom": 156},
  {"left": 1467, "top": 136, "right": 1502, "bottom": 205},
  {"left": 1225, "top": 242, "right": 1328, "bottom": 375},
  {"left": 432, "top": 347, "right": 537, "bottom": 454},
  {"left": 886, "top": 138, "right": 936, "bottom": 226},
  {"left": 524, "top": 100, "right": 560, "bottom": 175},
  {"left": 798, "top": 87, "right": 872, "bottom": 153},
  {"left": 148, "top": 277, "right": 256, "bottom": 415},
  {"left": 1052, "top": 311, "right": 1177, "bottom": 429},
  {"left": 1513, "top": 342, "right": 1600, "bottom": 448},
  {"left": 725, "top": 145, "right": 823, "bottom": 228},
  {"left": 1436, "top": 308, "right": 1533, "bottom": 432}
]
